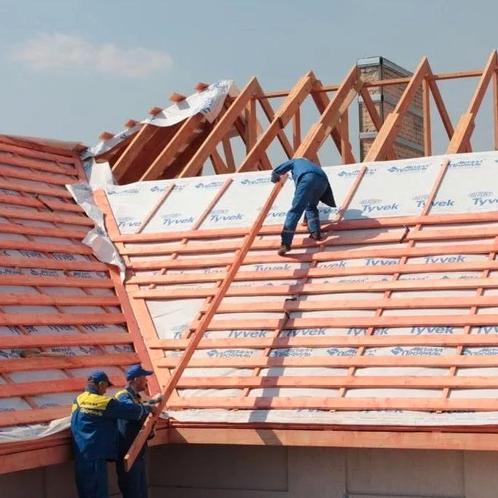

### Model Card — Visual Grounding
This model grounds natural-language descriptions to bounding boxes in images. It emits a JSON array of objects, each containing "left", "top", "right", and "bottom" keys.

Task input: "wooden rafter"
[{"left": 447, "top": 50, "right": 498, "bottom": 153}]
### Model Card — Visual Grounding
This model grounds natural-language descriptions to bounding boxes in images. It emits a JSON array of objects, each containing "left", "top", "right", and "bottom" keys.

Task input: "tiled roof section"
[{"left": 0, "top": 140, "right": 143, "bottom": 429}]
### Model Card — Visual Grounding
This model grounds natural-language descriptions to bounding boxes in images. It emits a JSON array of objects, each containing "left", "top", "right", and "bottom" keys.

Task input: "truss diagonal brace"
[{"left": 296, "top": 65, "right": 361, "bottom": 159}]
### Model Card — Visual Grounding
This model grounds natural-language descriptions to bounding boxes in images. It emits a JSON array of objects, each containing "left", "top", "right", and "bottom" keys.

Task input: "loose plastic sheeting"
[
  {"left": 82, "top": 80, "right": 235, "bottom": 159},
  {"left": 86, "top": 150, "right": 498, "bottom": 427}
]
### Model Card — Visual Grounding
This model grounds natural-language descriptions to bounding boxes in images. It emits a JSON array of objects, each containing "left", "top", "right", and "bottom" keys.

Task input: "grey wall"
[
  {"left": 148, "top": 445, "right": 498, "bottom": 498},
  {"left": 2, "top": 445, "right": 498, "bottom": 498},
  {"left": 0, "top": 461, "right": 122, "bottom": 498}
]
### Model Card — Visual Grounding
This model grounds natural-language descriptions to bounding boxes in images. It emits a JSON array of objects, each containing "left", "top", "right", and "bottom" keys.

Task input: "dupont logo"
[
  {"left": 326, "top": 347, "right": 357, "bottom": 357},
  {"left": 107, "top": 187, "right": 140, "bottom": 196},
  {"left": 449, "top": 159, "right": 482, "bottom": 169},
  {"left": 150, "top": 184, "right": 185, "bottom": 193},
  {"left": 337, "top": 168, "right": 375, "bottom": 178},
  {"left": 469, "top": 191, "right": 498, "bottom": 207},
  {"left": 469, "top": 191, "right": 493, "bottom": 199},
  {"left": 270, "top": 348, "right": 313, "bottom": 357},
  {"left": 194, "top": 180, "right": 224, "bottom": 190},
  {"left": 391, "top": 346, "right": 445, "bottom": 356},
  {"left": 240, "top": 177, "right": 271, "bottom": 186},
  {"left": 464, "top": 347, "right": 498, "bottom": 356},
  {"left": 387, "top": 163, "right": 429, "bottom": 174},
  {"left": 207, "top": 349, "right": 255, "bottom": 358}
]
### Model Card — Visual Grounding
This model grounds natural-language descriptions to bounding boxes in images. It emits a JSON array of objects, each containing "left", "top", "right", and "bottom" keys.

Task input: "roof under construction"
[{"left": 2, "top": 51, "right": 498, "bottom": 474}]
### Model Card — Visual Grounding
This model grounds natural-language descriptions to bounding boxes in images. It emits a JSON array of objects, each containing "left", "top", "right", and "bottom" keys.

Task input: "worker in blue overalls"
[
  {"left": 271, "top": 157, "right": 336, "bottom": 256},
  {"left": 71, "top": 370, "right": 154, "bottom": 498},
  {"left": 115, "top": 365, "right": 163, "bottom": 498}
]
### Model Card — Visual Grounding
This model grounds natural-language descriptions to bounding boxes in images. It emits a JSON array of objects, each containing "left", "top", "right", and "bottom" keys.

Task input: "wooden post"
[{"left": 423, "top": 77, "right": 432, "bottom": 156}]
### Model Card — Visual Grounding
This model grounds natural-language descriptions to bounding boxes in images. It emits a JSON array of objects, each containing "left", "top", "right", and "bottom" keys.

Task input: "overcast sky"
[{"left": 1, "top": 0, "right": 497, "bottom": 154}]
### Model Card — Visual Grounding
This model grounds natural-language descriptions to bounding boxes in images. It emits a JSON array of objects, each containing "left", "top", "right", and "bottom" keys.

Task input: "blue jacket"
[
  {"left": 271, "top": 158, "right": 336, "bottom": 207},
  {"left": 71, "top": 386, "right": 149, "bottom": 461},
  {"left": 115, "top": 386, "right": 150, "bottom": 460}
]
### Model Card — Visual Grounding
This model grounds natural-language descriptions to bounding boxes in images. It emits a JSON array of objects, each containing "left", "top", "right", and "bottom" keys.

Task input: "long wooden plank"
[
  {"left": 128, "top": 260, "right": 498, "bottom": 287},
  {"left": 175, "top": 375, "right": 498, "bottom": 389},
  {"left": 113, "top": 211, "right": 498, "bottom": 243},
  {"left": 0, "top": 153, "right": 77, "bottom": 176},
  {"left": 129, "top": 242, "right": 498, "bottom": 271},
  {"left": 0, "top": 312, "right": 126, "bottom": 326},
  {"left": 0, "top": 333, "right": 131, "bottom": 349},
  {"left": 135, "top": 277, "right": 498, "bottom": 300},
  {"left": 120, "top": 230, "right": 404, "bottom": 256},
  {"left": 0, "top": 165, "right": 75, "bottom": 186},
  {"left": 205, "top": 314, "right": 498, "bottom": 331},
  {"left": 0, "top": 222, "right": 88, "bottom": 240},
  {"left": 0, "top": 406, "right": 71, "bottom": 428},
  {"left": 158, "top": 355, "right": 498, "bottom": 369},
  {"left": 154, "top": 334, "right": 498, "bottom": 350},
  {"left": 0, "top": 178, "right": 72, "bottom": 199},
  {"left": 168, "top": 396, "right": 498, "bottom": 412},
  {"left": 167, "top": 427, "right": 498, "bottom": 452},
  {"left": 0, "top": 352, "right": 139, "bottom": 373},
  {"left": 0, "top": 376, "right": 126, "bottom": 398},
  {"left": 0, "top": 239, "right": 93, "bottom": 255},
  {"left": 0, "top": 206, "right": 93, "bottom": 226},
  {"left": 0, "top": 140, "right": 79, "bottom": 164},
  {"left": 121, "top": 223, "right": 498, "bottom": 257},
  {"left": 0, "top": 294, "right": 119, "bottom": 307},
  {"left": 0, "top": 256, "right": 108, "bottom": 272},
  {"left": 0, "top": 275, "right": 114, "bottom": 288}
]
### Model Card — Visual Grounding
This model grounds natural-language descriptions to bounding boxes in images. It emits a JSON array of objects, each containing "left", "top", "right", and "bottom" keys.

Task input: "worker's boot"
[
  {"left": 278, "top": 244, "right": 291, "bottom": 256},
  {"left": 310, "top": 231, "right": 323, "bottom": 241}
]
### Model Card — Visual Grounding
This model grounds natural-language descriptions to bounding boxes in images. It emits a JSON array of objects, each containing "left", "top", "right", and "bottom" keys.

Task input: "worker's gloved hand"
[
  {"left": 270, "top": 172, "right": 280, "bottom": 183},
  {"left": 150, "top": 393, "right": 164, "bottom": 404}
]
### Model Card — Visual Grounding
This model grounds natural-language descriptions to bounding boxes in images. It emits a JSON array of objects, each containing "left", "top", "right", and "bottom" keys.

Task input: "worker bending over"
[
  {"left": 271, "top": 157, "right": 336, "bottom": 255},
  {"left": 115, "top": 365, "right": 162, "bottom": 498},
  {"left": 71, "top": 370, "right": 157, "bottom": 498}
]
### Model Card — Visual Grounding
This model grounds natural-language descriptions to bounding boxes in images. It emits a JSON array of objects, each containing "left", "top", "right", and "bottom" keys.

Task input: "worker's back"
[
  {"left": 71, "top": 389, "right": 120, "bottom": 460},
  {"left": 284, "top": 157, "right": 328, "bottom": 183}
]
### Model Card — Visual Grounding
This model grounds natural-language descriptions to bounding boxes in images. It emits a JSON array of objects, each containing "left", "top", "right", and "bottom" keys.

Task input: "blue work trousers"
[
  {"left": 74, "top": 457, "right": 109, "bottom": 498},
  {"left": 282, "top": 173, "right": 328, "bottom": 246},
  {"left": 116, "top": 455, "right": 148, "bottom": 498}
]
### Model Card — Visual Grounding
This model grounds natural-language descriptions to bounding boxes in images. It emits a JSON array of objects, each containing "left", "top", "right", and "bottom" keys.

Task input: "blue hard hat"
[
  {"left": 126, "top": 364, "right": 154, "bottom": 381},
  {"left": 88, "top": 370, "right": 113, "bottom": 386}
]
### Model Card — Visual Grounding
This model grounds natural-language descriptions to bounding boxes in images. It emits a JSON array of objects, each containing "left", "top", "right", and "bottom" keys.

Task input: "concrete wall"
[
  {"left": 148, "top": 445, "right": 498, "bottom": 498},
  {"left": 0, "top": 461, "right": 122, "bottom": 498},
  {"left": 3, "top": 446, "right": 498, "bottom": 498}
]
